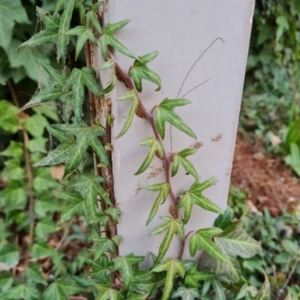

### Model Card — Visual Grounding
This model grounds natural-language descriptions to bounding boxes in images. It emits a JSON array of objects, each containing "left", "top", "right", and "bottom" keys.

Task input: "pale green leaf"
[
  {"left": 144, "top": 182, "right": 170, "bottom": 225},
  {"left": 116, "top": 91, "right": 139, "bottom": 138},
  {"left": 0, "top": 100, "right": 19, "bottom": 133},
  {"left": 256, "top": 274, "right": 270, "bottom": 300},
  {"left": 0, "top": 0, "right": 30, "bottom": 50},
  {"left": 0, "top": 244, "right": 19, "bottom": 269}
]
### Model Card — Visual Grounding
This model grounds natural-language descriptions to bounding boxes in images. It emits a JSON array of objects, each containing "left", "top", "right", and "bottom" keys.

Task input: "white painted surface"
[{"left": 95, "top": 0, "right": 255, "bottom": 264}]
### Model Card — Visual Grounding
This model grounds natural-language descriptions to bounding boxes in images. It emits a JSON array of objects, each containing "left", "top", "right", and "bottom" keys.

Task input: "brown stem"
[
  {"left": 178, "top": 231, "right": 194, "bottom": 260},
  {"left": 108, "top": 52, "right": 179, "bottom": 213},
  {"left": 7, "top": 81, "right": 35, "bottom": 280}
]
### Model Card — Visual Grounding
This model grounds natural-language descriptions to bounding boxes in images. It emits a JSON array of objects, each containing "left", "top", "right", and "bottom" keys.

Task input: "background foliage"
[{"left": 0, "top": 0, "right": 299, "bottom": 299}]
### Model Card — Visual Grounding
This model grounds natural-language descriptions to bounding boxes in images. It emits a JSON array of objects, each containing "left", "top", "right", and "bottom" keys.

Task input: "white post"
[{"left": 95, "top": 0, "right": 255, "bottom": 265}]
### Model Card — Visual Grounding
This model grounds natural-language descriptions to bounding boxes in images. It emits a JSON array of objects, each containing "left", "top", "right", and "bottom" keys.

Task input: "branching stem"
[{"left": 108, "top": 52, "right": 179, "bottom": 214}]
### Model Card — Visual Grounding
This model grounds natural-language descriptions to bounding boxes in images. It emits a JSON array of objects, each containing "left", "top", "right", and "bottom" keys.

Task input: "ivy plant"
[{"left": 0, "top": 0, "right": 277, "bottom": 299}]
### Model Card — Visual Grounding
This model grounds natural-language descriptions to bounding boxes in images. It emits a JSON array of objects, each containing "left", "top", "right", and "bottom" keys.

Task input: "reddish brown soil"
[{"left": 231, "top": 134, "right": 300, "bottom": 216}]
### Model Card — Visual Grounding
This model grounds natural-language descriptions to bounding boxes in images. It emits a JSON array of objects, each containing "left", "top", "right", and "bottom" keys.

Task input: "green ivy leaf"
[
  {"left": 85, "top": 3, "right": 104, "bottom": 34},
  {"left": 212, "top": 279, "right": 226, "bottom": 300},
  {"left": 152, "top": 258, "right": 185, "bottom": 300},
  {"left": 215, "top": 228, "right": 260, "bottom": 259},
  {"left": 0, "top": 100, "right": 19, "bottom": 133},
  {"left": 51, "top": 123, "right": 108, "bottom": 174},
  {"left": 135, "top": 136, "right": 163, "bottom": 175},
  {"left": 57, "top": 0, "right": 75, "bottom": 62},
  {"left": 189, "top": 228, "right": 227, "bottom": 263},
  {"left": 65, "top": 67, "right": 102, "bottom": 123},
  {"left": 66, "top": 26, "right": 98, "bottom": 60},
  {"left": 100, "top": 20, "right": 138, "bottom": 61},
  {"left": 30, "top": 241, "right": 54, "bottom": 259},
  {"left": 171, "top": 286, "right": 201, "bottom": 300},
  {"left": 255, "top": 274, "right": 270, "bottom": 300},
  {"left": 171, "top": 148, "right": 198, "bottom": 181},
  {"left": 24, "top": 263, "right": 47, "bottom": 286},
  {"left": 33, "top": 168, "right": 58, "bottom": 193},
  {"left": 0, "top": 141, "right": 23, "bottom": 160},
  {"left": 154, "top": 98, "right": 196, "bottom": 140},
  {"left": 143, "top": 182, "right": 170, "bottom": 225},
  {"left": 116, "top": 91, "right": 139, "bottom": 138},
  {"left": 1, "top": 181, "right": 27, "bottom": 210},
  {"left": 184, "top": 265, "right": 214, "bottom": 288},
  {"left": 177, "top": 179, "right": 223, "bottom": 224},
  {"left": 129, "top": 51, "right": 161, "bottom": 92},
  {"left": 0, "top": 0, "right": 30, "bottom": 51},
  {"left": 66, "top": 175, "right": 111, "bottom": 222},
  {"left": 20, "top": 13, "right": 60, "bottom": 48},
  {"left": 95, "top": 285, "right": 125, "bottom": 300},
  {"left": 111, "top": 253, "right": 144, "bottom": 288},
  {"left": 0, "top": 271, "right": 13, "bottom": 292},
  {"left": 34, "top": 217, "right": 57, "bottom": 239},
  {"left": 7, "top": 39, "right": 50, "bottom": 83},
  {"left": 3, "top": 283, "right": 39, "bottom": 300},
  {"left": 43, "top": 279, "right": 83, "bottom": 300},
  {"left": 150, "top": 217, "right": 184, "bottom": 262},
  {"left": 23, "top": 114, "right": 48, "bottom": 137},
  {"left": 97, "top": 60, "right": 115, "bottom": 94},
  {"left": 93, "top": 237, "right": 116, "bottom": 259},
  {"left": 0, "top": 244, "right": 19, "bottom": 269},
  {"left": 60, "top": 192, "right": 85, "bottom": 222},
  {"left": 34, "top": 194, "right": 59, "bottom": 217}
]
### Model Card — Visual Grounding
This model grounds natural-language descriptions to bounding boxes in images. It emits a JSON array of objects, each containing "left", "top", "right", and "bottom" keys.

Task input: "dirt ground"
[{"left": 231, "top": 133, "right": 300, "bottom": 216}]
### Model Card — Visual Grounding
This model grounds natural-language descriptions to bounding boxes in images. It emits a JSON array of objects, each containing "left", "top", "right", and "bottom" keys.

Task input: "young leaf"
[
  {"left": 154, "top": 98, "right": 196, "bottom": 139},
  {"left": 100, "top": 20, "right": 139, "bottom": 61},
  {"left": 93, "top": 237, "right": 117, "bottom": 259},
  {"left": 177, "top": 179, "right": 223, "bottom": 224},
  {"left": 150, "top": 217, "right": 184, "bottom": 262},
  {"left": 65, "top": 26, "right": 98, "bottom": 60},
  {"left": 86, "top": 4, "right": 103, "bottom": 34},
  {"left": 116, "top": 91, "right": 139, "bottom": 138},
  {"left": 144, "top": 182, "right": 170, "bottom": 225},
  {"left": 171, "top": 287, "right": 201, "bottom": 300},
  {"left": 135, "top": 136, "right": 163, "bottom": 175},
  {"left": 97, "top": 60, "right": 116, "bottom": 94},
  {"left": 65, "top": 67, "right": 102, "bottom": 123},
  {"left": 171, "top": 148, "right": 198, "bottom": 180},
  {"left": 129, "top": 51, "right": 161, "bottom": 92},
  {"left": 111, "top": 254, "right": 144, "bottom": 288},
  {"left": 189, "top": 228, "right": 227, "bottom": 263},
  {"left": 255, "top": 273, "right": 270, "bottom": 300},
  {"left": 152, "top": 258, "right": 185, "bottom": 300}
]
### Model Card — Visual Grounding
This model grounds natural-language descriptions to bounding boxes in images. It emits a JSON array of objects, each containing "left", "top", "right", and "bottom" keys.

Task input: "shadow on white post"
[{"left": 95, "top": 0, "right": 255, "bottom": 266}]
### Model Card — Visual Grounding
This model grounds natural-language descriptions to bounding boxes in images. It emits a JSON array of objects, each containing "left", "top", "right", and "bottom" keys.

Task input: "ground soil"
[{"left": 231, "top": 133, "right": 300, "bottom": 216}]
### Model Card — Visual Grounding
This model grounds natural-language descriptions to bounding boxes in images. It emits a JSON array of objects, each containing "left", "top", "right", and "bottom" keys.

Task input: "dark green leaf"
[{"left": 0, "top": 244, "right": 19, "bottom": 269}]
